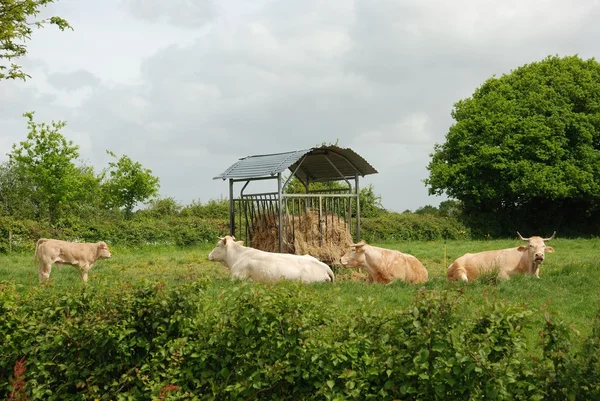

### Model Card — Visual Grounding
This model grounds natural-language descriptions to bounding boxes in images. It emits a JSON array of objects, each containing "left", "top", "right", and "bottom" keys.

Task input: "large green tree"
[
  {"left": 7, "top": 112, "right": 97, "bottom": 223},
  {"left": 425, "top": 55, "right": 600, "bottom": 236},
  {"left": 102, "top": 151, "right": 160, "bottom": 219},
  {"left": 1, "top": 0, "right": 71, "bottom": 80}
]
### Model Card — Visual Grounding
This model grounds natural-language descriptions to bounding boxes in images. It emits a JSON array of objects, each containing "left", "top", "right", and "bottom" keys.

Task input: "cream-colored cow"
[
  {"left": 208, "top": 236, "right": 335, "bottom": 283},
  {"left": 340, "top": 240, "right": 428, "bottom": 284},
  {"left": 34, "top": 238, "right": 112, "bottom": 283},
  {"left": 447, "top": 231, "right": 556, "bottom": 282}
]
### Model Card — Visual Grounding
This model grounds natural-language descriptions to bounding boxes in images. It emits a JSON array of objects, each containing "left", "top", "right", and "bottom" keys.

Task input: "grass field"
[{"left": 2, "top": 237, "right": 600, "bottom": 346}]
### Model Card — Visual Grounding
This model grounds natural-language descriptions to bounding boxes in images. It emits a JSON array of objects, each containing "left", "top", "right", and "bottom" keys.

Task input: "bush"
[
  {"left": 361, "top": 212, "right": 471, "bottom": 242},
  {"left": 1, "top": 281, "right": 598, "bottom": 399},
  {"left": 0, "top": 216, "right": 229, "bottom": 253}
]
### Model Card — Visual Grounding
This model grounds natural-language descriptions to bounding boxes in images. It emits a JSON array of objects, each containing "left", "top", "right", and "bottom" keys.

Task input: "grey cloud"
[
  {"left": 124, "top": 0, "right": 217, "bottom": 27},
  {"left": 47, "top": 69, "right": 100, "bottom": 91},
  {"left": 3, "top": 0, "right": 599, "bottom": 212}
]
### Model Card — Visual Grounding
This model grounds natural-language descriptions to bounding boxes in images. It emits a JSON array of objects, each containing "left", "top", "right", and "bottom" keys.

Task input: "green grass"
[{"left": 2, "top": 238, "right": 600, "bottom": 346}]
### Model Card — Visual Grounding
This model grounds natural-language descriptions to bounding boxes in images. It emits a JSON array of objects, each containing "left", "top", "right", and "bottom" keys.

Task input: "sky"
[{"left": 1, "top": 0, "right": 599, "bottom": 213}]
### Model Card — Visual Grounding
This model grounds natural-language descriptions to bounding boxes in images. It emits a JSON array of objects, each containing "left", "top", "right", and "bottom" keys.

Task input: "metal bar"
[
  {"left": 290, "top": 198, "right": 295, "bottom": 247},
  {"left": 323, "top": 154, "right": 352, "bottom": 190},
  {"left": 283, "top": 193, "right": 356, "bottom": 198},
  {"left": 318, "top": 195, "right": 323, "bottom": 246},
  {"left": 278, "top": 173, "right": 283, "bottom": 253},
  {"left": 355, "top": 173, "right": 361, "bottom": 242},
  {"left": 229, "top": 179, "right": 235, "bottom": 236},
  {"left": 242, "top": 191, "right": 279, "bottom": 198},
  {"left": 239, "top": 180, "right": 251, "bottom": 197},
  {"left": 230, "top": 176, "right": 279, "bottom": 184},
  {"left": 282, "top": 154, "right": 308, "bottom": 192}
]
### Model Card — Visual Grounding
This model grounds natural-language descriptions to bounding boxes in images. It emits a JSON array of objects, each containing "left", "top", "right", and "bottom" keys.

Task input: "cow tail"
[
  {"left": 328, "top": 268, "right": 335, "bottom": 283},
  {"left": 33, "top": 239, "right": 47, "bottom": 263}
]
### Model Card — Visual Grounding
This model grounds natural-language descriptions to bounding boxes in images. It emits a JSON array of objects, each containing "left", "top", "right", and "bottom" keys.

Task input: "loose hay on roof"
[{"left": 250, "top": 210, "right": 353, "bottom": 265}]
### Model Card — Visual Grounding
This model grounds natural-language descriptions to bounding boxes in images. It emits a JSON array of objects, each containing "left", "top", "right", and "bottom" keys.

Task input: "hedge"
[
  {"left": 0, "top": 213, "right": 469, "bottom": 254},
  {"left": 0, "top": 281, "right": 598, "bottom": 400}
]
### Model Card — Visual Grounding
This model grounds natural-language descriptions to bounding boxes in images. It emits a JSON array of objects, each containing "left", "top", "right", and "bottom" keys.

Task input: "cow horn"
[
  {"left": 516, "top": 231, "right": 529, "bottom": 241},
  {"left": 544, "top": 231, "right": 557, "bottom": 241}
]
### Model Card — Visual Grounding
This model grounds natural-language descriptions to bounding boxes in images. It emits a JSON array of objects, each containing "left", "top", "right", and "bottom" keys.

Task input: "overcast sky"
[{"left": 1, "top": 0, "right": 598, "bottom": 212}]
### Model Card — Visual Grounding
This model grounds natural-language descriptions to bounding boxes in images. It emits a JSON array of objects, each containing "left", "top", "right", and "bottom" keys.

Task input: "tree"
[
  {"left": 0, "top": 160, "right": 36, "bottom": 217},
  {"left": 1, "top": 0, "right": 71, "bottom": 80},
  {"left": 425, "top": 55, "right": 600, "bottom": 236},
  {"left": 141, "top": 196, "right": 182, "bottom": 218},
  {"left": 7, "top": 112, "right": 92, "bottom": 223},
  {"left": 102, "top": 151, "right": 160, "bottom": 219},
  {"left": 437, "top": 199, "right": 462, "bottom": 219},
  {"left": 414, "top": 205, "right": 439, "bottom": 216}
]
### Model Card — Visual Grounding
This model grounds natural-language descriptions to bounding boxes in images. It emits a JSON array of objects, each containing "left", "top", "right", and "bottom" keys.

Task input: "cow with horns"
[{"left": 447, "top": 231, "right": 556, "bottom": 282}]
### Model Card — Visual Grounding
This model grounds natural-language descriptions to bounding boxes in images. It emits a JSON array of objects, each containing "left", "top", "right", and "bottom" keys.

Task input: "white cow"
[
  {"left": 208, "top": 236, "right": 335, "bottom": 283},
  {"left": 447, "top": 231, "right": 556, "bottom": 282}
]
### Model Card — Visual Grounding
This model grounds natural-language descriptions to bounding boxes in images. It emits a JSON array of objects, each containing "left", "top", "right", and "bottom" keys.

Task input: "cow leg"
[
  {"left": 80, "top": 265, "right": 92, "bottom": 282},
  {"left": 38, "top": 263, "right": 52, "bottom": 283},
  {"left": 498, "top": 270, "right": 511, "bottom": 281},
  {"left": 533, "top": 267, "right": 540, "bottom": 278},
  {"left": 457, "top": 271, "right": 468, "bottom": 282}
]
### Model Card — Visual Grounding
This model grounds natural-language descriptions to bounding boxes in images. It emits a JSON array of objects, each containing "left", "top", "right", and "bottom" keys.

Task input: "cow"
[
  {"left": 446, "top": 231, "right": 556, "bottom": 282},
  {"left": 207, "top": 235, "right": 335, "bottom": 283},
  {"left": 34, "top": 238, "right": 112, "bottom": 283},
  {"left": 340, "top": 240, "right": 428, "bottom": 284}
]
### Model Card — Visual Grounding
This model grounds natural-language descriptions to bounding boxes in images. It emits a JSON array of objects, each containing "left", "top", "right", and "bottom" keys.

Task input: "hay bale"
[{"left": 250, "top": 210, "right": 353, "bottom": 265}]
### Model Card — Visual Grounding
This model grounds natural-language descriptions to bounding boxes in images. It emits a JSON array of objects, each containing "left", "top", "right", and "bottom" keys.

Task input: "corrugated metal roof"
[{"left": 213, "top": 145, "right": 378, "bottom": 181}]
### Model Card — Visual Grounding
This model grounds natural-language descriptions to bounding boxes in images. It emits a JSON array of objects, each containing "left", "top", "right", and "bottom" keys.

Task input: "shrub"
[
  {"left": 1, "top": 281, "right": 597, "bottom": 399},
  {"left": 361, "top": 212, "right": 471, "bottom": 242},
  {"left": 0, "top": 216, "right": 228, "bottom": 253}
]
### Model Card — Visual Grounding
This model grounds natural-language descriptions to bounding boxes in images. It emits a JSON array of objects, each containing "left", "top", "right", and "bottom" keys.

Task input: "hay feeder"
[{"left": 213, "top": 145, "right": 378, "bottom": 264}]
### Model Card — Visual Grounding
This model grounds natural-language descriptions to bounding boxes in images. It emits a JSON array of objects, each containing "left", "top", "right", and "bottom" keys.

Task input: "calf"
[
  {"left": 447, "top": 231, "right": 556, "bottom": 282},
  {"left": 34, "top": 238, "right": 112, "bottom": 283},
  {"left": 208, "top": 236, "right": 335, "bottom": 283},
  {"left": 340, "top": 240, "right": 428, "bottom": 284}
]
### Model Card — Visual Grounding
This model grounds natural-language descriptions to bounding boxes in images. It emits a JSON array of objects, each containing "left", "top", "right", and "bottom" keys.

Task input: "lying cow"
[
  {"left": 447, "top": 231, "right": 556, "bottom": 282},
  {"left": 208, "top": 236, "right": 335, "bottom": 283},
  {"left": 34, "top": 238, "right": 112, "bottom": 283},
  {"left": 340, "top": 240, "right": 428, "bottom": 284}
]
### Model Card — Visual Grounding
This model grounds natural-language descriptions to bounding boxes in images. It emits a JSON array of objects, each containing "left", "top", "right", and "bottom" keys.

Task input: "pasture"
[
  {"left": 2, "top": 237, "right": 600, "bottom": 339},
  {"left": 2, "top": 237, "right": 600, "bottom": 399}
]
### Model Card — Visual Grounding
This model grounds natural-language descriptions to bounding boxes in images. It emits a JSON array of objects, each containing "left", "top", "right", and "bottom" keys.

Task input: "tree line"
[{"left": 0, "top": 112, "right": 160, "bottom": 224}]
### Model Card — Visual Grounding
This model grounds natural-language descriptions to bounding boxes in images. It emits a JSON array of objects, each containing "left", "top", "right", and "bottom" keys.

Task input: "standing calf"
[{"left": 34, "top": 238, "right": 112, "bottom": 283}]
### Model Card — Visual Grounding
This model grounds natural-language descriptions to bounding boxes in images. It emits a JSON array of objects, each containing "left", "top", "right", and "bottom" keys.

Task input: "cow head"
[
  {"left": 208, "top": 235, "right": 240, "bottom": 264},
  {"left": 340, "top": 240, "right": 367, "bottom": 268},
  {"left": 516, "top": 231, "right": 555, "bottom": 269},
  {"left": 97, "top": 242, "right": 112, "bottom": 259}
]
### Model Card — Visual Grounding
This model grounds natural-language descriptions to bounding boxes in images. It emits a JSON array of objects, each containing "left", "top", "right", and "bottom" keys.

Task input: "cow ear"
[
  {"left": 517, "top": 245, "right": 528, "bottom": 252},
  {"left": 545, "top": 246, "right": 554, "bottom": 253}
]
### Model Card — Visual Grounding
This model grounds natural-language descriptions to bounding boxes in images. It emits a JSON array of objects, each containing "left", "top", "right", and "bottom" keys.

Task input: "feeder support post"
[
  {"left": 229, "top": 179, "right": 235, "bottom": 236},
  {"left": 278, "top": 172, "right": 283, "bottom": 253},
  {"left": 355, "top": 173, "right": 361, "bottom": 242}
]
